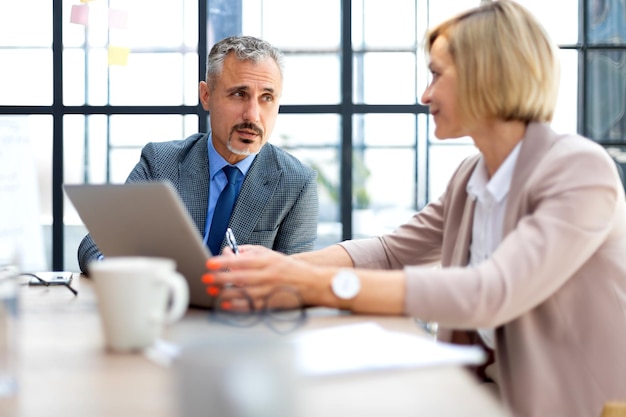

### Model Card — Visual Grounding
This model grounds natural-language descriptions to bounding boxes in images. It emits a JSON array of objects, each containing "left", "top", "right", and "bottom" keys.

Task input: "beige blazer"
[{"left": 341, "top": 122, "right": 626, "bottom": 417}]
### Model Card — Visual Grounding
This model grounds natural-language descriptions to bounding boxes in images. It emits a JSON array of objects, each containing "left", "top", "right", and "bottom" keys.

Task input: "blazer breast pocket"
[{"left": 247, "top": 229, "right": 279, "bottom": 247}]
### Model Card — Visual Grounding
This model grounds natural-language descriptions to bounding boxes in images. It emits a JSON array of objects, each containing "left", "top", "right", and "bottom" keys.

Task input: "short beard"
[
  {"left": 227, "top": 139, "right": 256, "bottom": 156},
  {"left": 227, "top": 122, "right": 265, "bottom": 156}
]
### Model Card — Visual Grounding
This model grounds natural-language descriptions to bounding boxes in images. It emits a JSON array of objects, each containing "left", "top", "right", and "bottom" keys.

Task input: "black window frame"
[{"left": 0, "top": 0, "right": 611, "bottom": 270}]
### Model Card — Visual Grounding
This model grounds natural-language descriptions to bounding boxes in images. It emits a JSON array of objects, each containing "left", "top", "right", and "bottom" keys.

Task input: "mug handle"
[{"left": 157, "top": 271, "right": 190, "bottom": 324}]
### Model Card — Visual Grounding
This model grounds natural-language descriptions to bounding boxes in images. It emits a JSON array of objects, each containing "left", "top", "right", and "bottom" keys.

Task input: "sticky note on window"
[
  {"left": 108, "top": 46, "right": 130, "bottom": 66},
  {"left": 109, "top": 8, "right": 128, "bottom": 29},
  {"left": 70, "top": 4, "right": 89, "bottom": 25}
]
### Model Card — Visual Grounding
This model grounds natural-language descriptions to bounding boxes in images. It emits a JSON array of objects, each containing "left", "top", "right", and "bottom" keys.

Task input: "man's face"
[{"left": 199, "top": 53, "right": 282, "bottom": 164}]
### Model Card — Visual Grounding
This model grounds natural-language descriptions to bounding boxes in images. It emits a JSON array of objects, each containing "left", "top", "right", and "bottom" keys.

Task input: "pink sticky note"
[
  {"left": 108, "top": 46, "right": 130, "bottom": 66},
  {"left": 108, "top": 8, "right": 128, "bottom": 29},
  {"left": 70, "top": 4, "right": 89, "bottom": 26}
]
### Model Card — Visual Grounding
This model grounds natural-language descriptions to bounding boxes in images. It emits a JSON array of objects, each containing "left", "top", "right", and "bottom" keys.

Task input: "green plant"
[{"left": 309, "top": 153, "right": 371, "bottom": 209}]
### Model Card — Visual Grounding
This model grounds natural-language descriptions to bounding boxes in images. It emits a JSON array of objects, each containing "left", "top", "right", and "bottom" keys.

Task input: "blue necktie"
[{"left": 208, "top": 166, "right": 240, "bottom": 255}]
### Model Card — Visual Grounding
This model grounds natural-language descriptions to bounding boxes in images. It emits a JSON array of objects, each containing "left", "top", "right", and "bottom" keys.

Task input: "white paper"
[
  {"left": 0, "top": 117, "right": 46, "bottom": 271},
  {"left": 293, "top": 322, "right": 486, "bottom": 376}
]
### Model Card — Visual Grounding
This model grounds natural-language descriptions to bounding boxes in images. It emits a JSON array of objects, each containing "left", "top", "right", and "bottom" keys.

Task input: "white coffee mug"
[{"left": 89, "top": 257, "right": 189, "bottom": 352}]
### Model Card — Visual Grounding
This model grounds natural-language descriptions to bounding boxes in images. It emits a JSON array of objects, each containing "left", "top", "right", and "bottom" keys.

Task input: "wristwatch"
[{"left": 331, "top": 269, "right": 361, "bottom": 310}]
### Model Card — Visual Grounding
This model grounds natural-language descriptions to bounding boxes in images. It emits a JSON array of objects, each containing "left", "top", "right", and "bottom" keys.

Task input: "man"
[{"left": 78, "top": 35, "right": 318, "bottom": 274}]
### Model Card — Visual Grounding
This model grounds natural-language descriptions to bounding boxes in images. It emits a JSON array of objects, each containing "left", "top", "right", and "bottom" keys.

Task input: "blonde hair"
[{"left": 424, "top": 0, "right": 560, "bottom": 125}]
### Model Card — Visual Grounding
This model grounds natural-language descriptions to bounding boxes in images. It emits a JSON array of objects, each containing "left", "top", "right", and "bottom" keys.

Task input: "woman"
[{"left": 203, "top": 1, "right": 626, "bottom": 416}]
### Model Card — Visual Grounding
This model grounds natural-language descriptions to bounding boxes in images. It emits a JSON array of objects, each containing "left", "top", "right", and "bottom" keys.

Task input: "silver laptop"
[{"left": 64, "top": 182, "right": 213, "bottom": 308}]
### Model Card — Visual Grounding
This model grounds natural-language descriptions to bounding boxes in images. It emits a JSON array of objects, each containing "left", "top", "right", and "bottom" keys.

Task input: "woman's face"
[{"left": 420, "top": 36, "right": 466, "bottom": 140}]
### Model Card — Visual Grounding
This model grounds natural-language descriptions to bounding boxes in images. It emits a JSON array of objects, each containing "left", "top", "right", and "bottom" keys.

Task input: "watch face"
[{"left": 331, "top": 269, "right": 361, "bottom": 300}]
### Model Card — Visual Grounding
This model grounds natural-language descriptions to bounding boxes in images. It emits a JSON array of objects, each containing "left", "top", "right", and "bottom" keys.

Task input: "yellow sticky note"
[
  {"left": 80, "top": 0, "right": 96, "bottom": 3},
  {"left": 70, "top": 4, "right": 89, "bottom": 25},
  {"left": 108, "top": 46, "right": 130, "bottom": 66}
]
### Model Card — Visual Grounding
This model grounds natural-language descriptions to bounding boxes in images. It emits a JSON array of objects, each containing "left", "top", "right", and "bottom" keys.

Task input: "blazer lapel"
[
  {"left": 442, "top": 155, "right": 479, "bottom": 267},
  {"left": 178, "top": 136, "right": 210, "bottom": 236},
  {"left": 450, "top": 195, "right": 476, "bottom": 266},
  {"left": 503, "top": 122, "right": 558, "bottom": 233},
  {"left": 228, "top": 145, "right": 282, "bottom": 244}
]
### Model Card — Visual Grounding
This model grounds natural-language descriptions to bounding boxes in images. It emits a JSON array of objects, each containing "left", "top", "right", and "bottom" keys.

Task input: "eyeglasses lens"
[
  {"left": 214, "top": 286, "right": 257, "bottom": 327},
  {"left": 265, "top": 287, "right": 304, "bottom": 333}
]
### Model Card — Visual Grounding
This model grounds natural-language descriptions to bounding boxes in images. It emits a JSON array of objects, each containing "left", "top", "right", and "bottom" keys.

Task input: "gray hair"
[{"left": 205, "top": 35, "right": 285, "bottom": 89}]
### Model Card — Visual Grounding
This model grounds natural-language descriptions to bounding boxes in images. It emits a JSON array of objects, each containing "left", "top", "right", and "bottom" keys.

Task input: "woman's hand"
[
  {"left": 202, "top": 245, "right": 406, "bottom": 315},
  {"left": 202, "top": 245, "right": 328, "bottom": 309}
]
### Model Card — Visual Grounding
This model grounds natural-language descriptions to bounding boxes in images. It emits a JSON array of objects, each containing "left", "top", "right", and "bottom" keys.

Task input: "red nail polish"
[{"left": 206, "top": 259, "right": 221, "bottom": 270}]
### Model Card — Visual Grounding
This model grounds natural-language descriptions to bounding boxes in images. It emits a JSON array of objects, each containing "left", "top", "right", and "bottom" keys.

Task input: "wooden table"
[{"left": 0, "top": 275, "right": 512, "bottom": 417}]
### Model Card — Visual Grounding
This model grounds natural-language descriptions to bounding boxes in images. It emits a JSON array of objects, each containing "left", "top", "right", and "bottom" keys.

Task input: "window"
[{"left": 0, "top": 0, "right": 612, "bottom": 271}]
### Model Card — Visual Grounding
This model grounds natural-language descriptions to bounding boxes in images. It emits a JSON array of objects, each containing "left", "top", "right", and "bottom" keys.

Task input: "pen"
[{"left": 225, "top": 227, "right": 239, "bottom": 255}]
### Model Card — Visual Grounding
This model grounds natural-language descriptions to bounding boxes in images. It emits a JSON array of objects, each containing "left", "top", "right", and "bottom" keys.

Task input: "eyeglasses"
[
  {"left": 414, "top": 318, "right": 438, "bottom": 341},
  {"left": 20, "top": 272, "right": 78, "bottom": 296},
  {"left": 209, "top": 285, "right": 306, "bottom": 334}
]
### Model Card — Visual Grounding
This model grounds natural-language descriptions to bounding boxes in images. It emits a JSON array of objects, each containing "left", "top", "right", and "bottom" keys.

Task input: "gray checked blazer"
[{"left": 78, "top": 133, "right": 319, "bottom": 274}]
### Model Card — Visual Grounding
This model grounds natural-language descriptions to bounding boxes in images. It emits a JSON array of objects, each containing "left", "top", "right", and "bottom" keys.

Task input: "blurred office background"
[{"left": 0, "top": 0, "right": 624, "bottom": 271}]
